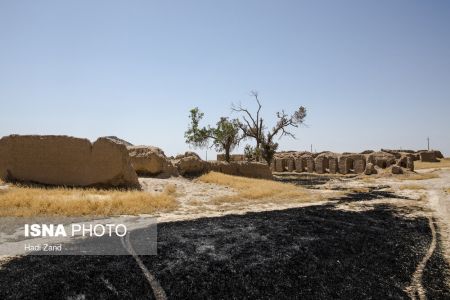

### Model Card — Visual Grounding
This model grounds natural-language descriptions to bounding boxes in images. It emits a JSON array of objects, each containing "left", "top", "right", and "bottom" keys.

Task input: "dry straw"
[{"left": 0, "top": 185, "right": 178, "bottom": 217}]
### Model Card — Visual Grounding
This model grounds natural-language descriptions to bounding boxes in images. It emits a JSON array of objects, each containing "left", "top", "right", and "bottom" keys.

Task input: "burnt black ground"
[
  {"left": 0, "top": 199, "right": 449, "bottom": 299},
  {"left": 274, "top": 175, "right": 332, "bottom": 187},
  {"left": 422, "top": 223, "right": 450, "bottom": 299}
]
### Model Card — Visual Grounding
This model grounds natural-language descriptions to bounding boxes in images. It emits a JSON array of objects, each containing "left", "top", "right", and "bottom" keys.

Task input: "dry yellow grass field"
[
  {"left": 198, "top": 172, "right": 323, "bottom": 205},
  {"left": 398, "top": 184, "right": 425, "bottom": 190},
  {"left": 397, "top": 172, "right": 439, "bottom": 181},
  {"left": 414, "top": 158, "right": 450, "bottom": 170},
  {"left": 0, "top": 184, "right": 178, "bottom": 217}
]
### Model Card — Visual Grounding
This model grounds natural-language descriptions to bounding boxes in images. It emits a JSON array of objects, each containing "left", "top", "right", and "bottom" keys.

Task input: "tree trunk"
[
  {"left": 255, "top": 141, "right": 260, "bottom": 162},
  {"left": 225, "top": 147, "right": 231, "bottom": 162}
]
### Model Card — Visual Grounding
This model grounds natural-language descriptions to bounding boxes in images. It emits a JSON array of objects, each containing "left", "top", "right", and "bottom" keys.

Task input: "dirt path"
[
  {"left": 387, "top": 168, "right": 450, "bottom": 298},
  {"left": 423, "top": 169, "right": 450, "bottom": 264},
  {"left": 121, "top": 234, "right": 167, "bottom": 300},
  {"left": 406, "top": 216, "right": 437, "bottom": 300},
  {"left": 406, "top": 169, "right": 450, "bottom": 266}
]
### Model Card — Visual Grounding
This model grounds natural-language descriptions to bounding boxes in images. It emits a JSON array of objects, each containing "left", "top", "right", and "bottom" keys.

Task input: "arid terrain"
[{"left": 0, "top": 161, "right": 449, "bottom": 299}]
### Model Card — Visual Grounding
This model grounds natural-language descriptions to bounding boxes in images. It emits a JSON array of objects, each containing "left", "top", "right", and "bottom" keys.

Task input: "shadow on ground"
[
  {"left": 274, "top": 174, "right": 333, "bottom": 187},
  {"left": 0, "top": 199, "right": 449, "bottom": 299},
  {"left": 333, "top": 188, "right": 411, "bottom": 203}
]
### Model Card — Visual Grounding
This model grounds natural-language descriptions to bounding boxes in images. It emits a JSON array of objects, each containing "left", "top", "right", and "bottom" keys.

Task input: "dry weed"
[
  {"left": 188, "top": 199, "right": 205, "bottom": 206},
  {"left": 399, "top": 185, "right": 426, "bottom": 190},
  {"left": 397, "top": 172, "right": 439, "bottom": 181},
  {"left": 0, "top": 185, "right": 178, "bottom": 217},
  {"left": 163, "top": 183, "right": 177, "bottom": 195},
  {"left": 350, "top": 187, "right": 371, "bottom": 193},
  {"left": 198, "top": 172, "right": 323, "bottom": 205},
  {"left": 359, "top": 176, "right": 376, "bottom": 183},
  {"left": 414, "top": 158, "right": 450, "bottom": 170}
]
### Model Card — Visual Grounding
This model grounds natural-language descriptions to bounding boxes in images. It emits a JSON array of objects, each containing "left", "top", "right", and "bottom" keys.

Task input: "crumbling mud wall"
[
  {"left": 209, "top": 161, "right": 273, "bottom": 180},
  {"left": 270, "top": 149, "right": 429, "bottom": 175},
  {"left": 419, "top": 151, "right": 438, "bottom": 162},
  {"left": 315, "top": 156, "right": 329, "bottom": 174},
  {"left": 216, "top": 154, "right": 246, "bottom": 162},
  {"left": 198, "top": 147, "right": 443, "bottom": 177},
  {"left": 127, "top": 145, "right": 178, "bottom": 178},
  {"left": 172, "top": 152, "right": 209, "bottom": 176},
  {"left": 0, "top": 135, "right": 139, "bottom": 188}
]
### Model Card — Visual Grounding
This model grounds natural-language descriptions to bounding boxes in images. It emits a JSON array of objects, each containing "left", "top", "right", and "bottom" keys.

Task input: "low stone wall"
[
  {"left": 172, "top": 152, "right": 209, "bottom": 176},
  {"left": 216, "top": 154, "right": 246, "bottom": 162},
  {"left": 0, "top": 135, "right": 139, "bottom": 188},
  {"left": 419, "top": 151, "right": 438, "bottom": 162},
  {"left": 328, "top": 157, "right": 338, "bottom": 174},
  {"left": 367, "top": 151, "right": 397, "bottom": 168},
  {"left": 128, "top": 145, "right": 178, "bottom": 178},
  {"left": 209, "top": 161, "right": 273, "bottom": 180}
]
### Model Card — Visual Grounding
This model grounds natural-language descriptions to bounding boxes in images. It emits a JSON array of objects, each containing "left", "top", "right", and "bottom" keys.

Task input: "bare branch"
[
  {"left": 232, "top": 92, "right": 307, "bottom": 165},
  {"left": 231, "top": 103, "right": 257, "bottom": 128}
]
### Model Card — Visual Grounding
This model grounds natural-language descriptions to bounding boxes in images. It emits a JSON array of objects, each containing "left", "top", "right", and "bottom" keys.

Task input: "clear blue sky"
[{"left": 1, "top": 0, "right": 449, "bottom": 158}]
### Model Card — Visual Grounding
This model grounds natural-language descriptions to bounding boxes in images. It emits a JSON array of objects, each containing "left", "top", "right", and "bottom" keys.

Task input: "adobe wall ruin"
[
  {"left": 270, "top": 150, "right": 415, "bottom": 175},
  {"left": 0, "top": 135, "right": 140, "bottom": 188},
  {"left": 217, "top": 154, "right": 246, "bottom": 162}
]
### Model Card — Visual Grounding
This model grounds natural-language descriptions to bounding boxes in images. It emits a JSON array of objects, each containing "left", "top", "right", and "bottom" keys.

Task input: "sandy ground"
[
  {"left": 414, "top": 169, "right": 450, "bottom": 265},
  {"left": 365, "top": 168, "right": 450, "bottom": 264},
  {"left": 139, "top": 176, "right": 332, "bottom": 223}
]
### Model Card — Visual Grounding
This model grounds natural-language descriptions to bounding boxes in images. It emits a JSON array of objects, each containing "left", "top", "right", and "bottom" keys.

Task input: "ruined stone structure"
[
  {"left": 338, "top": 156, "right": 353, "bottom": 175},
  {"left": 434, "top": 150, "right": 444, "bottom": 159},
  {"left": 315, "top": 155, "right": 329, "bottom": 174},
  {"left": 0, "top": 135, "right": 139, "bottom": 188},
  {"left": 328, "top": 157, "right": 339, "bottom": 174},
  {"left": 270, "top": 149, "right": 428, "bottom": 175},
  {"left": 295, "top": 157, "right": 304, "bottom": 172},
  {"left": 364, "top": 163, "right": 377, "bottom": 175},
  {"left": 216, "top": 154, "right": 246, "bottom": 162},
  {"left": 175, "top": 147, "right": 443, "bottom": 177},
  {"left": 419, "top": 151, "right": 438, "bottom": 162},
  {"left": 127, "top": 145, "right": 178, "bottom": 178},
  {"left": 354, "top": 158, "right": 366, "bottom": 173},
  {"left": 275, "top": 158, "right": 284, "bottom": 172},
  {"left": 367, "top": 152, "right": 397, "bottom": 168},
  {"left": 209, "top": 161, "right": 273, "bottom": 180},
  {"left": 171, "top": 152, "right": 273, "bottom": 179},
  {"left": 305, "top": 156, "right": 315, "bottom": 173},
  {"left": 286, "top": 157, "right": 295, "bottom": 172},
  {"left": 172, "top": 152, "right": 209, "bottom": 176},
  {"left": 406, "top": 157, "right": 414, "bottom": 172},
  {"left": 336, "top": 153, "right": 366, "bottom": 174},
  {"left": 391, "top": 165, "right": 403, "bottom": 174}
]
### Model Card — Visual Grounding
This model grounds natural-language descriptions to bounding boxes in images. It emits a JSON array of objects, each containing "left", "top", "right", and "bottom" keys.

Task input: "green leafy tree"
[
  {"left": 185, "top": 107, "right": 241, "bottom": 162},
  {"left": 184, "top": 107, "right": 210, "bottom": 148},
  {"left": 211, "top": 117, "right": 241, "bottom": 162},
  {"left": 260, "top": 138, "right": 279, "bottom": 166},
  {"left": 244, "top": 145, "right": 255, "bottom": 161}
]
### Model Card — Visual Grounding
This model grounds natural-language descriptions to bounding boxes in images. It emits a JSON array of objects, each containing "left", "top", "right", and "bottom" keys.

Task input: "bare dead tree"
[
  {"left": 231, "top": 91, "right": 265, "bottom": 159},
  {"left": 232, "top": 91, "right": 307, "bottom": 165},
  {"left": 267, "top": 107, "right": 307, "bottom": 142}
]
